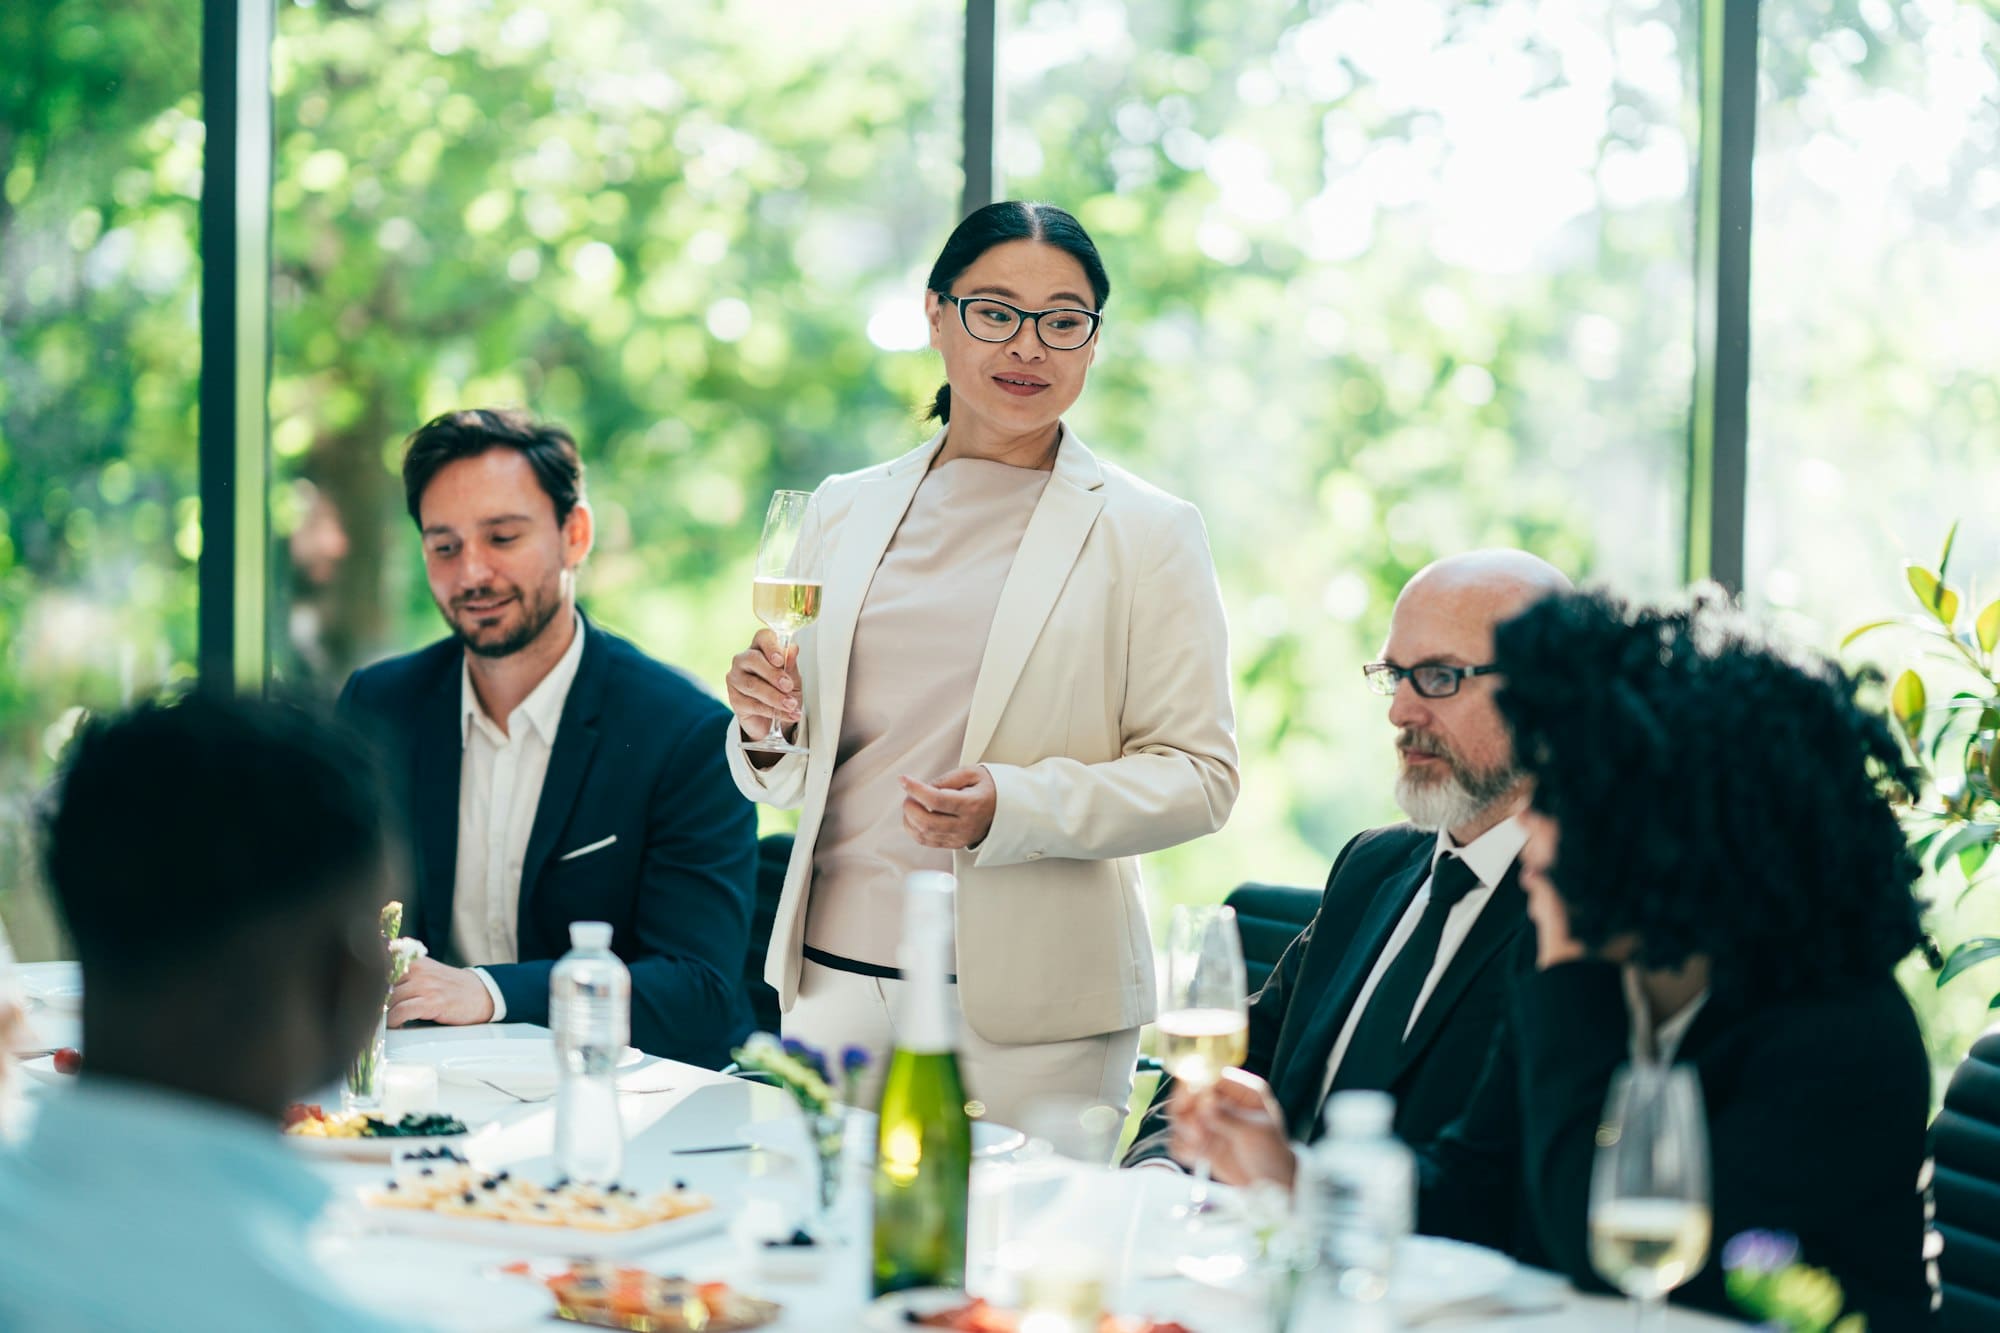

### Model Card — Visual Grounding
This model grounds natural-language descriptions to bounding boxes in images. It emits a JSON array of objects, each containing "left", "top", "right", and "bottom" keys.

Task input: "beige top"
[{"left": 804, "top": 456, "right": 1051, "bottom": 968}]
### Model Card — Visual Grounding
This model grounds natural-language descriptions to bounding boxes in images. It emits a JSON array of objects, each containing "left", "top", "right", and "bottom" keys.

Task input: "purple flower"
[
  {"left": 782, "top": 1038, "right": 830, "bottom": 1079},
  {"left": 1722, "top": 1229, "right": 1800, "bottom": 1277},
  {"left": 841, "top": 1045, "right": 869, "bottom": 1075}
]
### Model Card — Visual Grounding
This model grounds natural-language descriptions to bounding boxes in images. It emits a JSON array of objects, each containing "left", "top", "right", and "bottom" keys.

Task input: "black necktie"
[{"left": 1328, "top": 852, "right": 1483, "bottom": 1096}]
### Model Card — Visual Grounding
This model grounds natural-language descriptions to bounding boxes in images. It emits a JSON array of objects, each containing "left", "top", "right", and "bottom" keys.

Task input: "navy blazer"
[
  {"left": 1126, "top": 823, "right": 1531, "bottom": 1172},
  {"left": 338, "top": 616, "right": 758, "bottom": 1068}
]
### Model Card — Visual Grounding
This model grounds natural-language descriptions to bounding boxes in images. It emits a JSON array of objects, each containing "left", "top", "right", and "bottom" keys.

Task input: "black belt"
[{"left": 804, "top": 944, "right": 958, "bottom": 984}]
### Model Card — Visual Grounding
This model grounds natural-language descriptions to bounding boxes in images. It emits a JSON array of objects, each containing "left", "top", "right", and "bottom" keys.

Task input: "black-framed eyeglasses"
[
  {"left": 1362, "top": 661, "right": 1502, "bottom": 699},
  {"left": 934, "top": 290, "right": 1103, "bottom": 351}
]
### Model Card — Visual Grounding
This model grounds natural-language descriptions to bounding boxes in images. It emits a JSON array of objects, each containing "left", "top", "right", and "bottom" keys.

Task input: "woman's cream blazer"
[{"left": 725, "top": 428, "right": 1239, "bottom": 1045}]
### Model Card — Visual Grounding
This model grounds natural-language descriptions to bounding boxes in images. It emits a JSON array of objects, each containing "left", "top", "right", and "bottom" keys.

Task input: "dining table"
[{"left": 9, "top": 960, "right": 1742, "bottom": 1330}]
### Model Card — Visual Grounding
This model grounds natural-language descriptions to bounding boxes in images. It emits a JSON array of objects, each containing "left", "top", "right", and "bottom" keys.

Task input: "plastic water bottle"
[
  {"left": 550, "top": 921, "right": 630, "bottom": 1185},
  {"left": 1303, "top": 1090, "right": 1414, "bottom": 1304}
]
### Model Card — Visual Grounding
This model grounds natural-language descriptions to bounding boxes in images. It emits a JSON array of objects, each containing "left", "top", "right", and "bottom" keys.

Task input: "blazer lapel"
[
  {"left": 959, "top": 433, "right": 1106, "bottom": 766},
  {"left": 812, "top": 436, "right": 939, "bottom": 761},
  {"left": 1389, "top": 864, "right": 1527, "bottom": 1085},
  {"left": 516, "top": 619, "right": 608, "bottom": 932},
  {"left": 412, "top": 653, "right": 463, "bottom": 959},
  {"left": 1273, "top": 843, "right": 1433, "bottom": 1133}
]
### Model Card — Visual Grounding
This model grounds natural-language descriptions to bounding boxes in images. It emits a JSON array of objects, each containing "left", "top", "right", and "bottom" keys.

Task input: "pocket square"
[{"left": 557, "top": 834, "right": 618, "bottom": 862}]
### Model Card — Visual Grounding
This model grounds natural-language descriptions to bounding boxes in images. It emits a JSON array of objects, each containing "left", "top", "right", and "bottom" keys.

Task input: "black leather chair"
[
  {"left": 1936, "top": 1030, "right": 2000, "bottom": 1329},
  {"left": 1222, "top": 881, "right": 1320, "bottom": 997},
  {"left": 743, "top": 833, "right": 791, "bottom": 1036}
]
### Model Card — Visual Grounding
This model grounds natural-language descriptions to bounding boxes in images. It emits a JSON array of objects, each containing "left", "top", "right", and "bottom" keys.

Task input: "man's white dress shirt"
[
  {"left": 1318, "top": 816, "right": 1530, "bottom": 1107},
  {"left": 455, "top": 615, "right": 586, "bottom": 1020}
]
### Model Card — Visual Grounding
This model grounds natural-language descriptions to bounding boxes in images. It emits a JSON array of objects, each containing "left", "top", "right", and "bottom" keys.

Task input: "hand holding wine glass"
[
  {"left": 1158, "top": 903, "right": 1249, "bottom": 1214},
  {"left": 1590, "top": 1064, "right": 1712, "bottom": 1329},
  {"left": 737, "top": 489, "right": 823, "bottom": 756}
]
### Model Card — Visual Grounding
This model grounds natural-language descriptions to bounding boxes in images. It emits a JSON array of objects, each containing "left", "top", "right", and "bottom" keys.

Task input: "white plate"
[
  {"left": 402, "top": 1039, "right": 644, "bottom": 1099},
  {"left": 863, "top": 1288, "right": 969, "bottom": 1331},
  {"left": 1391, "top": 1234, "right": 1516, "bottom": 1311},
  {"left": 21, "top": 970, "right": 82, "bottom": 1014},
  {"left": 283, "top": 1124, "right": 483, "bottom": 1162},
  {"left": 316, "top": 1232, "right": 556, "bottom": 1330},
  {"left": 20, "top": 1054, "right": 76, "bottom": 1087},
  {"left": 357, "top": 1192, "right": 731, "bottom": 1257}
]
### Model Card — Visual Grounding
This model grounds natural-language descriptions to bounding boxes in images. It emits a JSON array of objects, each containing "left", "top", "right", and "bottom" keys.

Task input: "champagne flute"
[
  {"left": 744, "top": 489, "right": 823, "bottom": 755},
  {"left": 1158, "top": 903, "right": 1249, "bottom": 1219},
  {"left": 1589, "top": 1063, "right": 1712, "bottom": 1330}
]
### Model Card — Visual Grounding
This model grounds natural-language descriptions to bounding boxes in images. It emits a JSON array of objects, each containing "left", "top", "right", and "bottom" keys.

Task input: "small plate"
[
  {"left": 283, "top": 1124, "right": 482, "bottom": 1162},
  {"left": 1390, "top": 1234, "right": 1515, "bottom": 1311},
  {"left": 401, "top": 1039, "right": 645, "bottom": 1099},
  {"left": 20, "top": 970, "right": 82, "bottom": 1014},
  {"left": 863, "top": 1288, "right": 970, "bottom": 1331},
  {"left": 20, "top": 1054, "right": 76, "bottom": 1086}
]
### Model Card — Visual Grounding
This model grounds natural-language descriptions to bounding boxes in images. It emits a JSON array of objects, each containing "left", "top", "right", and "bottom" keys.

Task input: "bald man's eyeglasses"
[{"left": 1362, "top": 661, "right": 1502, "bottom": 699}]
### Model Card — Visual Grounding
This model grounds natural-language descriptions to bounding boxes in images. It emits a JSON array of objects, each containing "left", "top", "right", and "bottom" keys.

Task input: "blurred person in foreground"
[
  {"left": 724, "top": 202, "right": 1239, "bottom": 1129},
  {"left": 1173, "top": 588, "right": 1934, "bottom": 1329},
  {"left": 341, "top": 409, "right": 756, "bottom": 1067},
  {"left": 0, "top": 695, "right": 427, "bottom": 1332},
  {"left": 1123, "top": 551, "right": 1567, "bottom": 1189}
]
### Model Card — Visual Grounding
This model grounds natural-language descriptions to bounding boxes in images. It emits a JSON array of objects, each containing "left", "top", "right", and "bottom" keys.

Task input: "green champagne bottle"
[{"left": 871, "top": 871, "right": 973, "bottom": 1296}]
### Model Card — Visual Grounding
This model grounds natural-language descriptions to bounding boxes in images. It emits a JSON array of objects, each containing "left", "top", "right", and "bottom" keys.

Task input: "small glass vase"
[
  {"left": 343, "top": 1004, "right": 388, "bottom": 1112},
  {"left": 809, "top": 1107, "right": 847, "bottom": 1238}
]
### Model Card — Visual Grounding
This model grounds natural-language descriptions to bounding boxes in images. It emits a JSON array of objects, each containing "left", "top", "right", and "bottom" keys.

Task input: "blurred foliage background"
[{"left": 3, "top": 0, "right": 1998, "bottom": 1078}]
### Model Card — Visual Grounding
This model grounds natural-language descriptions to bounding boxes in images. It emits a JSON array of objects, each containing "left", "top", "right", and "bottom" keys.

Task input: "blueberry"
[{"left": 419, "top": 1168, "right": 433, "bottom": 1177}]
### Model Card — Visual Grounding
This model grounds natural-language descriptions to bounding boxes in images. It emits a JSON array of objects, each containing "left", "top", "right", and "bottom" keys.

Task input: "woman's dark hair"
[
  {"left": 1492, "top": 586, "right": 1925, "bottom": 1001},
  {"left": 401, "top": 407, "right": 585, "bottom": 527},
  {"left": 924, "top": 201, "right": 1110, "bottom": 424}
]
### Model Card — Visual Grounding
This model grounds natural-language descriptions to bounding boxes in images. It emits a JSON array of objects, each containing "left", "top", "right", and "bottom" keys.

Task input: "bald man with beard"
[{"left": 1124, "top": 551, "right": 1570, "bottom": 1188}]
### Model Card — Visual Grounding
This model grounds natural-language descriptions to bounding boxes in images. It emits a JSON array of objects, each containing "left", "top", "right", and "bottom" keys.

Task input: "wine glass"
[
  {"left": 1158, "top": 903, "right": 1249, "bottom": 1219},
  {"left": 1589, "top": 1064, "right": 1712, "bottom": 1330},
  {"left": 743, "top": 489, "right": 823, "bottom": 755}
]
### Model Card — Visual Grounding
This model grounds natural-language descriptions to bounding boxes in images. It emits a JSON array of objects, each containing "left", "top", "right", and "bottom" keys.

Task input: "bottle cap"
[
  {"left": 569, "top": 921, "right": 614, "bottom": 951},
  {"left": 1324, "top": 1089, "right": 1395, "bottom": 1139}
]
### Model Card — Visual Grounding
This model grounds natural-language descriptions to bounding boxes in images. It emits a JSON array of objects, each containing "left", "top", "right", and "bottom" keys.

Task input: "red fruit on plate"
[{"left": 52, "top": 1048, "right": 82, "bottom": 1075}]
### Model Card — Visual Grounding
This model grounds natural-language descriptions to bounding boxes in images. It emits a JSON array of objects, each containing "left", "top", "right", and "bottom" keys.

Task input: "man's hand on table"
[{"left": 388, "top": 956, "right": 496, "bottom": 1028}]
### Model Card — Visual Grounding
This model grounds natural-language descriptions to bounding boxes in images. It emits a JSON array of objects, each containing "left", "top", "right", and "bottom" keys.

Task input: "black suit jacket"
[
  {"left": 1125, "top": 824, "right": 1531, "bottom": 1172},
  {"left": 338, "top": 617, "right": 758, "bottom": 1068},
  {"left": 1421, "top": 960, "right": 1935, "bottom": 1331}
]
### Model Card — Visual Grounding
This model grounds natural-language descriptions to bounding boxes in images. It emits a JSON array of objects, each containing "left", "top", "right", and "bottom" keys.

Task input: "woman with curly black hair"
[
  {"left": 1172, "top": 587, "right": 1934, "bottom": 1327},
  {"left": 1421, "top": 586, "right": 1934, "bottom": 1327}
]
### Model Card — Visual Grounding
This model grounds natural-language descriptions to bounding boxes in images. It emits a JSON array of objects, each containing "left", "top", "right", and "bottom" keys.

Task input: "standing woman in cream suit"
[{"left": 723, "top": 202, "right": 1238, "bottom": 1133}]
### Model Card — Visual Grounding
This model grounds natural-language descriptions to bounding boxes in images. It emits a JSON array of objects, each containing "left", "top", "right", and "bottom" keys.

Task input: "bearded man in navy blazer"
[
  {"left": 1126, "top": 550, "right": 1569, "bottom": 1182},
  {"left": 339, "top": 408, "right": 757, "bottom": 1068}
]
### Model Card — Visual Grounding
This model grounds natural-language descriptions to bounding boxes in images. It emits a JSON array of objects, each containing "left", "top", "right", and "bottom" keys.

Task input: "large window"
[
  {"left": 268, "top": 0, "right": 963, "bottom": 706},
  {"left": 1005, "top": 0, "right": 1698, "bottom": 899},
  {"left": 1749, "top": 0, "right": 2000, "bottom": 1066},
  {"left": 0, "top": 2, "right": 203, "bottom": 958}
]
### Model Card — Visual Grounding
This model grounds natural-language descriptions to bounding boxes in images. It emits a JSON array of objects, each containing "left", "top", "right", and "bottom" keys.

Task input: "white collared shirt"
[
  {"left": 1319, "top": 816, "right": 1530, "bottom": 1106},
  {"left": 454, "top": 614, "right": 586, "bottom": 1020},
  {"left": 1623, "top": 966, "right": 1709, "bottom": 1067}
]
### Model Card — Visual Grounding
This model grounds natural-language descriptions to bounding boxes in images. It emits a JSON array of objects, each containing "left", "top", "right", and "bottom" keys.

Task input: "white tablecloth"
[{"left": 11, "top": 964, "right": 1739, "bottom": 1330}]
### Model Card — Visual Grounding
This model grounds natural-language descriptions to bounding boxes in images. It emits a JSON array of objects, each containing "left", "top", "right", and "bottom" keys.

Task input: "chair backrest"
[
  {"left": 1221, "top": 881, "right": 1320, "bottom": 997},
  {"left": 743, "top": 833, "right": 791, "bottom": 1036},
  {"left": 1936, "top": 1029, "right": 2000, "bottom": 1330}
]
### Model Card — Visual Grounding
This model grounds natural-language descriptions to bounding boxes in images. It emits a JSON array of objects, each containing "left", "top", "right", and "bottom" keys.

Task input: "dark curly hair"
[{"left": 1491, "top": 586, "right": 1925, "bottom": 1001}]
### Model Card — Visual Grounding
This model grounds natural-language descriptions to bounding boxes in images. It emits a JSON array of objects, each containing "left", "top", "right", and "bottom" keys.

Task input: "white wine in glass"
[
  {"left": 744, "top": 489, "right": 823, "bottom": 756},
  {"left": 1589, "top": 1064, "right": 1712, "bottom": 1328},
  {"left": 1159, "top": 904, "right": 1248, "bottom": 1218}
]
